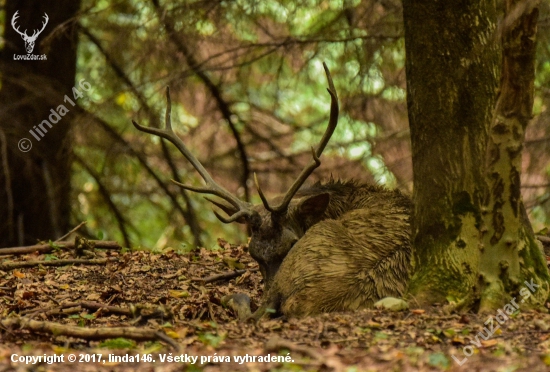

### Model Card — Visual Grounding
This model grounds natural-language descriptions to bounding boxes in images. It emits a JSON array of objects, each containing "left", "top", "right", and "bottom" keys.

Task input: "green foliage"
[
  {"left": 198, "top": 332, "right": 225, "bottom": 347},
  {"left": 427, "top": 352, "right": 450, "bottom": 369},
  {"left": 48, "top": 240, "right": 62, "bottom": 250},
  {"left": 100, "top": 338, "right": 137, "bottom": 349},
  {"left": 43, "top": 254, "right": 58, "bottom": 261},
  {"left": 71, "top": 0, "right": 549, "bottom": 250}
]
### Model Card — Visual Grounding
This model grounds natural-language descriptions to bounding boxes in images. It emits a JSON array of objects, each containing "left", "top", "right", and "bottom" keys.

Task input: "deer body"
[
  {"left": 254, "top": 180, "right": 411, "bottom": 318},
  {"left": 247, "top": 180, "right": 411, "bottom": 292}
]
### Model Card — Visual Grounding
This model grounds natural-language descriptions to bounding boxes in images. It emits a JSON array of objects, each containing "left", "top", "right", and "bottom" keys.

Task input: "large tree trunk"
[
  {"left": 403, "top": 0, "right": 549, "bottom": 310},
  {"left": 0, "top": 0, "right": 81, "bottom": 247}
]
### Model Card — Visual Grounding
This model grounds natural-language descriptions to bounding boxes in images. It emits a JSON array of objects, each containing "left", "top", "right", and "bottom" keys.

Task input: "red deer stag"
[{"left": 133, "top": 63, "right": 412, "bottom": 318}]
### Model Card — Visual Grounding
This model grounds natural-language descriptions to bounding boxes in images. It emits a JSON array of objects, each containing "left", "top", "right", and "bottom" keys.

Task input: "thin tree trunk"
[{"left": 0, "top": 0, "right": 81, "bottom": 247}]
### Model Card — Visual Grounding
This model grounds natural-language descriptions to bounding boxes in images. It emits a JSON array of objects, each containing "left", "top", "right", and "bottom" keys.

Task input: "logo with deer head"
[{"left": 11, "top": 11, "right": 49, "bottom": 54}]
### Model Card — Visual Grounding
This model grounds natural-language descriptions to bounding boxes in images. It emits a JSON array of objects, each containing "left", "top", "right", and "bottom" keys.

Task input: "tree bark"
[
  {"left": 478, "top": 0, "right": 549, "bottom": 312},
  {"left": 0, "top": 0, "right": 81, "bottom": 247},
  {"left": 403, "top": 0, "right": 549, "bottom": 310}
]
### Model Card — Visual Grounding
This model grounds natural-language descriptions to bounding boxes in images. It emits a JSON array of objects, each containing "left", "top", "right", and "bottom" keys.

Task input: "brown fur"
[
  {"left": 249, "top": 180, "right": 410, "bottom": 287},
  {"left": 236, "top": 179, "right": 413, "bottom": 318}
]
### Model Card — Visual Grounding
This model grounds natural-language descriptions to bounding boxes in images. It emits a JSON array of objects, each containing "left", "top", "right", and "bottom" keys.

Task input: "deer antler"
[
  {"left": 132, "top": 88, "right": 257, "bottom": 224},
  {"left": 134, "top": 63, "right": 337, "bottom": 223},
  {"left": 11, "top": 11, "right": 48, "bottom": 39},
  {"left": 255, "top": 62, "right": 339, "bottom": 214},
  {"left": 31, "top": 13, "right": 49, "bottom": 38},
  {"left": 11, "top": 11, "right": 27, "bottom": 38}
]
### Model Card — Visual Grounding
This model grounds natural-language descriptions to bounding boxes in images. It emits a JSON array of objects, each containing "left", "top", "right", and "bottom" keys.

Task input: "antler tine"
[
  {"left": 132, "top": 87, "right": 252, "bottom": 215},
  {"left": 33, "top": 13, "right": 49, "bottom": 37},
  {"left": 11, "top": 11, "right": 26, "bottom": 37},
  {"left": 213, "top": 209, "right": 251, "bottom": 224},
  {"left": 257, "top": 62, "right": 339, "bottom": 214},
  {"left": 170, "top": 179, "right": 241, "bottom": 202},
  {"left": 316, "top": 62, "right": 339, "bottom": 157},
  {"left": 204, "top": 196, "right": 233, "bottom": 211},
  {"left": 42, "top": 13, "right": 49, "bottom": 27},
  {"left": 254, "top": 173, "right": 273, "bottom": 212}
]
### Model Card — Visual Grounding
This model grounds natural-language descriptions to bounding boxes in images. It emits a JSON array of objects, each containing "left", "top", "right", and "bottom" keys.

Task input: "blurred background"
[{"left": 1, "top": 0, "right": 549, "bottom": 250}]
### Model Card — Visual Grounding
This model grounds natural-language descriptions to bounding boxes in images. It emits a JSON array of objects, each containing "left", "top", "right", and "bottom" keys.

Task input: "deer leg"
[{"left": 247, "top": 292, "right": 283, "bottom": 322}]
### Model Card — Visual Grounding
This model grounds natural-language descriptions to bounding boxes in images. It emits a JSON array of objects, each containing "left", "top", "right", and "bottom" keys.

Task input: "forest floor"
[{"left": 1, "top": 238, "right": 550, "bottom": 371}]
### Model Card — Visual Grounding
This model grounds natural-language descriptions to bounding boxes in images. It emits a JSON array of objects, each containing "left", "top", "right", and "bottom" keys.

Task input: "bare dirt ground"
[{"left": 1, "top": 238, "right": 550, "bottom": 371}]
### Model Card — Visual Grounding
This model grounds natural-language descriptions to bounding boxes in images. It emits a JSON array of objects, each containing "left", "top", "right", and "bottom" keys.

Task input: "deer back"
[{"left": 254, "top": 188, "right": 412, "bottom": 318}]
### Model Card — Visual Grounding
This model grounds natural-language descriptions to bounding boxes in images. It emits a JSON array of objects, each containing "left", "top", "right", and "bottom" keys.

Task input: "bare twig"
[
  {"left": 191, "top": 268, "right": 258, "bottom": 284},
  {"left": 1, "top": 317, "right": 179, "bottom": 350},
  {"left": 44, "top": 307, "right": 81, "bottom": 317},
  {"left": 0, "top": 240, "right": 121, "bottom": 256},
  {"left": 55, "top": 221, "right": 87, "bottom": 242}
]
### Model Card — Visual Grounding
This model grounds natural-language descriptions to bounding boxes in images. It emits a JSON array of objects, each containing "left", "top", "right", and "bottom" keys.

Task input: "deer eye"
[{"left": 248, "top": 214, "right": 262, "bottom": 232}]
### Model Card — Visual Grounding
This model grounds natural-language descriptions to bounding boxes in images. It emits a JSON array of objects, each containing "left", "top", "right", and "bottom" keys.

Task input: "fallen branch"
[
  {"left": 43, "top": 306, "right": 81, "bottom": 317},
  {"left": 1, "top": 317, "right": 179, "bottom": 350},
  {"left": 191, "top": 268, "right": 258, "bottom": 284},
  {"left": 0, "top": 257, "right": 118, "bottom": 271},
  {"left": 537, "top": 235, "right": 550, "bottom": 256},
  {"left": 22, "top": 301, "right": 172, "bottom": 322},
  {"left": 537, "top": 235, "right": 550, "bottom": 245},
  {"left": 0, "top": 240, "right": 121, "bottom": 256}
]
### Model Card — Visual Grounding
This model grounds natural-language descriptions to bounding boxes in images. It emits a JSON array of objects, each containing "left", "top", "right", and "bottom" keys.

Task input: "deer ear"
[{"left": 296, "top": 193, "right": 330, "bottom": 217}]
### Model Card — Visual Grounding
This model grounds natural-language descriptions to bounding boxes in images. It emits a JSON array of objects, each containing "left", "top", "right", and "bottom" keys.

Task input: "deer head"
[
  {"left": 11, "top": 11, "right": 49, "bottom": 54},
  {"left": 133, "top": 63, "right": 338, "bottom": 288}
]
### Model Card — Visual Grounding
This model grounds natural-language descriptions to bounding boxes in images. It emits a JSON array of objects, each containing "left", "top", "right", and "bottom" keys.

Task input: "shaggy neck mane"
[{"left": 295, "top": 179, "right": 411, "bottom": 221}]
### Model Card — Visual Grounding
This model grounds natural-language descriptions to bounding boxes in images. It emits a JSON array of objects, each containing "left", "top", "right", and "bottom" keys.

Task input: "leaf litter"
[{"left": 1, "top": 238, "right": 550, "bottom": 371}]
